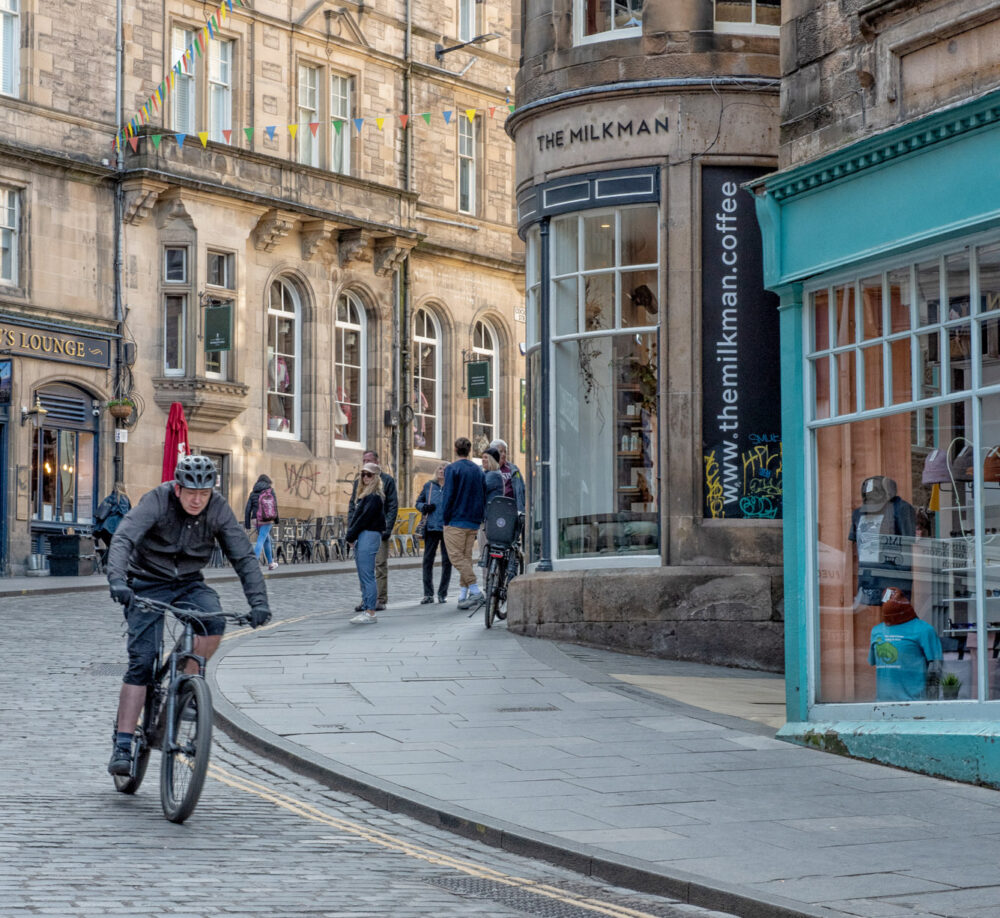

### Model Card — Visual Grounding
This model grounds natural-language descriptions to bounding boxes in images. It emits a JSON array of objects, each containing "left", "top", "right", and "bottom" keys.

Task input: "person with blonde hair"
[{"left": 346, "top": 462, "right": 386, "bottom": 624}]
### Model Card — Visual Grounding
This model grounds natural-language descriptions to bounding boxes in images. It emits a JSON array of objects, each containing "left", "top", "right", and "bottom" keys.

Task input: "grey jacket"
[{"left": 107, "top": 481, "right": 268, "bottom": 609}]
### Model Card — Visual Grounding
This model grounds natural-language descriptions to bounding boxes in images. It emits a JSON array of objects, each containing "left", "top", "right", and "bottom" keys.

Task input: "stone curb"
[{"left": 207, "top": 623, "right": 837, "bottom": 918}]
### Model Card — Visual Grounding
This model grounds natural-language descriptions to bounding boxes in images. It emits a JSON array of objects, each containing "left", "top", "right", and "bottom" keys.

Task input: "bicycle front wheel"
[{"left": 160, "top": 676, "right": 212, "bottom": 824}]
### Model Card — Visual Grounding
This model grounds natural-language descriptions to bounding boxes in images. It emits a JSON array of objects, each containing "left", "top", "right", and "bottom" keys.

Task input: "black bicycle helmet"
[{"left": 174, "top": 454, "right": 217, "bottom": 490}]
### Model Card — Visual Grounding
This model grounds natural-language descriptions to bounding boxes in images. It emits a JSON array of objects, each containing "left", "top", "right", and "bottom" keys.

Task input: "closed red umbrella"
[{"left": 162, "top": 402, "right": 191, "bottom": 482}]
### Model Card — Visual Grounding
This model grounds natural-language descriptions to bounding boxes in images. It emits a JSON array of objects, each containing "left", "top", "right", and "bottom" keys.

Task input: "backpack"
[{"left": 256, "top": 487, "right": 277, "bottom": 523}]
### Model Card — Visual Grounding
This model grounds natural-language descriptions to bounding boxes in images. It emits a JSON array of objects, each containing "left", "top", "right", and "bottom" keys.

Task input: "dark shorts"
[{"left": 122, "top": 579, "right": 224, "bottom": 686}]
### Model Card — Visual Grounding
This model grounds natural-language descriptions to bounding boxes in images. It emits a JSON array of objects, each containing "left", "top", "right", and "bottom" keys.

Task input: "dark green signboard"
[
  {"left": 204, "top": 304, "right": 232, "bottom": 352},
  {"left": 466, "top": 360, "right": 491, "bottom": 399}
]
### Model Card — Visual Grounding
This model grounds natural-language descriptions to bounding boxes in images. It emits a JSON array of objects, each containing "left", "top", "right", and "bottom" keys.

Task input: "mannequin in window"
[
  {"left": 848, "top": 475, "right": 917, "bottom": 606},
  {"left": 868, "top": 587, "right": 942, "bottom": 701}
]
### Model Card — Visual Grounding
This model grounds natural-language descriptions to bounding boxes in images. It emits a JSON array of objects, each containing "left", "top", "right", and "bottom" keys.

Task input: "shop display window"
[
  {"left": 809, "top": 240, "right": 1000, "bottom": 706},
  {"left": 334, "top": 291, "right": 366, "bottom": 446},
  {"left": 266, "top": 277, "right": 301, "bottom": 439}
]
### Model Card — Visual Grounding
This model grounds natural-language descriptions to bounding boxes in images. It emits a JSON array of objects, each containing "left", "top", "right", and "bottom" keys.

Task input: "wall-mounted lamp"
[
  {"left": 199, "top": 291, "right": 229, "bottom": 308},
  {"left": 435, "top": 32, "right": 500, "bottom": 62},
  {"left": 21, "top": 395, "right": 48, "bottom": 428}
]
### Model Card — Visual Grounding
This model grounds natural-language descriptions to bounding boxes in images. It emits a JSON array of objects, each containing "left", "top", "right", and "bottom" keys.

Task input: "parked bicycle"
[
  {"left": 481, "top": 497, "right": 525, "bottom": 629},
  {"left": 112, "top": 597, "right": 250, "bottom": 823}
]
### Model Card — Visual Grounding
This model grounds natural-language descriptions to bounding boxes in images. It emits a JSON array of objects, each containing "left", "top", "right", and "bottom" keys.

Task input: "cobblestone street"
[{"left": 2, "top": 570, "right": 734, "bottom": 918}]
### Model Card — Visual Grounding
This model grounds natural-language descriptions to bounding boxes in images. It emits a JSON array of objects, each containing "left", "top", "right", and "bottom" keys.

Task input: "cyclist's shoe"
[{"left": 107, "top": 744, "right": 132, "bottom": 776}]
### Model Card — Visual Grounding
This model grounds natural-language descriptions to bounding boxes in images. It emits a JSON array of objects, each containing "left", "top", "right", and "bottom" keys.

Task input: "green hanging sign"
[
  {"left": 467, "top": 360, "right": 490, "bottom": 399},
  {"left": 204, "top": 303, "right": 232, "bottom": 352}
]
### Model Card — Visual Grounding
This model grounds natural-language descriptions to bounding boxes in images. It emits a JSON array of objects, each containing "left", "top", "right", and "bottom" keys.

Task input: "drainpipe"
[
  {"left": 112, "top": 0, "right": 125, "bottom": 487},
  {"left": 396, "top": 0, "right": 413, "bottom": 505},
  {"left": 536, "top": 218, "right": 552, "bottom": 571}
]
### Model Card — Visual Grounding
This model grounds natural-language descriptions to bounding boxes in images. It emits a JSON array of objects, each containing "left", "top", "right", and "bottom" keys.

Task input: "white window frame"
[
  {"left": 163, "top": 294, "right": 187, "bottom": 376},
  {"left": 298, "top": 64, "right": 320, "bottom": 167},
  {"left": 208, "top": 37, "right": 233, "bottom": 142},
  {"left": 458, "top": 0, "right": 475, "bottom": 42},
  {"left": 573, "top": 0, "right": 643, "bottom": 46},
  {"left": 458, "top": 115, "right": 478, "bottom": 215},
  {"left": 164, "top": 247, "right": 187, "bottom": 283},
  {"left": 714, "top": 0, "right": 781, "bottom": 36},
  {"left": 0, "top": 0, "right": 19, "bottom": 98},
  {"left": 205, "top": 250, "right": 235, "bottom": 381},
  {"left": 472, "top": 319, "right": 499, "bottom": 450},
  {"left": 266, "top": 278, "right": 302, "bottom": 441},
  {"left": 330, "top": 73, "right": 353, "bottom": 176},
  {"left": 171, "top": 26, "right": 197, "bottom": 134},
  {"left": 335, "top": 291, "right": 367, "bottom": 448},
  {"left": 414, "top": 308, "right": 442, "bottom": 457},
  {"left": 801, "top": 231, "right": 1000, "bottom": 718},
  {"left": 0, "top": 186, "right": 18, "bottom": 286}
]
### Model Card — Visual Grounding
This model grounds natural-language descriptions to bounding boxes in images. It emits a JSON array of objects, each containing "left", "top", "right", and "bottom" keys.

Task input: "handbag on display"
[{"left": 984, "top": 446, "right": 1000, "bottom": 483}]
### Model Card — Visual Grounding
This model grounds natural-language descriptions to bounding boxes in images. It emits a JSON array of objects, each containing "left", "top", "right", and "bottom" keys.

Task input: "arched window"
[
  {"left": 266, "top": 277, "right": 301, "bottom": 439},
  {"left": 413, "top": 307, "right": 441, "bottom": 455},
  {"left": 30, "top": 383, "right": 99, "bottom": 526},
  {"left": 335, "top": 291, "right": 366, "bottom": 445},
  {"left": 471, "top": 319, "right": 498, "bottom": 453}
]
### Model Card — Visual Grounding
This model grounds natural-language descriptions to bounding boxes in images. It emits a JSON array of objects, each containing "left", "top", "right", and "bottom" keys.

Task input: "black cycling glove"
[
  {"left": 249, "top": 605, "right": 272, "bottom": 628},
  {"left": 424, "top": 503, "right": 436, "bottom": 513},
  {"left": 109, "top": 580, "right": 133, "bottom": 606}
]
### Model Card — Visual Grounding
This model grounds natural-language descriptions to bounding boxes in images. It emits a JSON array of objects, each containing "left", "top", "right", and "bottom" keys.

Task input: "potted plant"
[
  {"left": 106, "top": 397, "right": 135, "bottom": 421},
  {"left": 940, "top": 672, "right": 962, "bottom": 700}
]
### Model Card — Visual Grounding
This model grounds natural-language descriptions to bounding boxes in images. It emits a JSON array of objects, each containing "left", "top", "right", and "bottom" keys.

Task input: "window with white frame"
[
  {"left": 297, "top": 64, "right": 320, "bottom": 167},
  {"left": 0, "top": 0, "right": 19, "bottom": 97},
  {"left": 714, "top": 0, "right": 780, "bottom": 35},
  {"left": 458, "top": 0, "right": 476, "bottom": 42},
  {"left": 0, "top": 187, "right": 18, "bottom": 285},
  {"left": 574, "top": 0, "right": 643, "bottom": 44},
  {"left": 335, "top": 291, "right": 366, "bottom": 445},
  {"left": 331, "top": 73, "right": 352, "bottom": 175},
  {"left": 171, "top": 27, "right": 197, "bottom": 134},
  {"left": 163, "top": 247, "right": 188, "bottom": 375},
  {"left": 208, "top": 37, "right": 232, "bottom": 142},
  {"left": 471, "top": 320, "right": 498, "bottom": 453},
  {"left": 266, "top": 278, "right": 301, "bottom": 438},
  {"left": 458, "top": 115, "right": 477, "bottom": 215},
  {"left": 205, "top": 250, "right": 235, "bottom": 380},
  {"left": 807, "top": 239, "right": 1000, "bottom": 707},
  {"left": 413, "top": 308, "right": 441, "bottom": 455}
]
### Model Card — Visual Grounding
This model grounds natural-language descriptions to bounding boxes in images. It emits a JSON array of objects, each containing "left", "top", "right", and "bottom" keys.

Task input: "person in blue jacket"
[
  {"left": 416, "top": 464, "right": 451, "bottom": 604},
  {"left": 442, "top": 437, "right": 486, "bottom": 609}
]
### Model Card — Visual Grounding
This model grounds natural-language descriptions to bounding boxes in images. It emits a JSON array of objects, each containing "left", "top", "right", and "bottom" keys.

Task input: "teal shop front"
[{"left": 750, "top": 91, "right": 1000, "bottom": 787}]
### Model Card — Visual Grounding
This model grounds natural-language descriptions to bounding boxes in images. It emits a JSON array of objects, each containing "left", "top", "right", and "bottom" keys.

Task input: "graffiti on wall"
[
  {"left": 704, "top": 435, "right": 782, "bottom": 520},
  {"left": 283, "top": 461, "right": 330, "bottom": 502}
]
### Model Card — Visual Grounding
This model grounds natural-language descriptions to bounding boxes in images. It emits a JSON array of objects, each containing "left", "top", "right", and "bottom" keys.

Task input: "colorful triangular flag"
[
  {"left": 265, "top": 125, "right": 276, "bottom": 141},
  {"left": 353, "top": 117, "right": 364, "bottom": 133},
  {"left": 466, "top": 109, "right": 476, "bottom": 123},
  {"left": 376, "top": 117, "right": 384, "bottom": 130},
  {"left": 207, "top": 17, "right": 215, "bottom": 38},
  {"left": 198, "top": 132, "right": 209, "bottom": 147},
  {"left": 128, "top": 136, "right": 139, "bottom": 152},
  {"left": 443, "top": 111, "right": 453, "bottom": 124},
  {"left": 288, "top": 124, "right": 298, "bottom": 140},
  {"left": 176, "top": 134, "right": 187, "bottom": 148},
  {"left": 151, "top": 134, "right": 162, "bottom": 149},
  {"left": 244, "top": 127, "right": 253, "bottom": 142},
  {"left": 332, "top": 119, "right": 344, "bottom": 135},
  {"left": 508, "top": 103, "right": 515, "bottom": 113},
  {"left": 222, "top": 129, "right": 232, "bottom": 144},
  {"left": 421, "top": 112, "right": 431, "bottom": 125},
  {"left": 489, "top": 106, "right": 496, "bottom": 118},
  {"left": 309, "top": 122, "right": 319, "bottom": 137},
  {"left": 400, "top": 114, "right": 410, "bottom": 129}
]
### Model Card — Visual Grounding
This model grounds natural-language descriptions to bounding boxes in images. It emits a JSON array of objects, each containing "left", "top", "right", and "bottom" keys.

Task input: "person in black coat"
[
  {"left": 348, "top": 449, "right": 398, "bottom": 611},
  {"left": 347, "top": 462, "right": 386, "bottom": 624},
  {"left": 244, "top": 474, "right": 280, "bottom": 570}
]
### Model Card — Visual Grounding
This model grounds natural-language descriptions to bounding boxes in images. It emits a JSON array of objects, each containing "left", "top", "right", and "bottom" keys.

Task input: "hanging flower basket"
[{"left": 107, "top": 399, "right": 134, "bottom": 421}]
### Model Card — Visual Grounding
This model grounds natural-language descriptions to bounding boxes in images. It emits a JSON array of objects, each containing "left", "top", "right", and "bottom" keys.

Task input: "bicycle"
[
  {"left": 112, "top": 598, "right": 249, "bottom": 823},
  {"left": 482, "top": 497, "right": 525, "bottom": 629}
]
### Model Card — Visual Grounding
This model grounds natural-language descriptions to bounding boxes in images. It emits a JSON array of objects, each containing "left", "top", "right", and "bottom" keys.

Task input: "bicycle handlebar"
[{"left": 130, "top": 596, "right": 251, "bottom": 626}]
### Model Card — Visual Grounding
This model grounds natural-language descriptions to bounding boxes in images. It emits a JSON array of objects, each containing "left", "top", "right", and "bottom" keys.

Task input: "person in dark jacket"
[
  {"left": 489, "top": 438, "right": 526, "bottom": 512},
  {"left": 94, "top": 482, "right": 131, "bottom": 566},
  {"left": 244, "top": 474, "right": 280, "bottom": 570},
  {"left": 477, "top": 447, "right": 505, "bottom": 569},
  {"left": 442, "top": 437, "right": 486, "bottom": 609},
  {"left": 416, "top": 464, "right": 451, "bottom": 604},
  {"left": 346, "top": 462, "right": 386, "bottom": 625},
  {"left": 104, "top": 454, "right": 271, "bottom": 777},
  {"left": 348, "top": 449, "right": 398, "bottom": 611}
]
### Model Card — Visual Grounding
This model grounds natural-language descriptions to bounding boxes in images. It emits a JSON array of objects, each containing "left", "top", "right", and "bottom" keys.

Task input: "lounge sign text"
[
  {"left": 0, "top": 321, "right": 111, "bottom": 368},
  {"left": 536, "top": 117, "right": 668, "bottom": 151}
]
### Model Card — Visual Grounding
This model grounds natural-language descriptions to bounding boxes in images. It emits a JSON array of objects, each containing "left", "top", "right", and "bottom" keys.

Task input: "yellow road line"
[{"left": 208, "top": 763, "right": 664, "bottom": 918}]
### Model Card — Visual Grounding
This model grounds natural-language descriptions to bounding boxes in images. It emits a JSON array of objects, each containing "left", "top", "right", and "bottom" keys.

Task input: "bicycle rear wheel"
[
  {"left": 484, "top": 557, "right": 500, "bottom": 629},
  {"left": 112, "top": 700, "right": 152, "bottom": 795},
  {"left": 160, "top": 676, "right": 212, "bottom": 823}
]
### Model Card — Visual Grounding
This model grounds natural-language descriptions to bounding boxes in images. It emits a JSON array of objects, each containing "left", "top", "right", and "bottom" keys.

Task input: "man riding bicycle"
[{"left": 105, "top": 454, "right": 272, "bottom": 776}]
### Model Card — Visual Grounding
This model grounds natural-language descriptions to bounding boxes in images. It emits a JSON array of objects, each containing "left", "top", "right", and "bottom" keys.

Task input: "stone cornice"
[
  {"left": 151, "top": 377, "right": 250, "bottom": 432},
  {"left": 752, "top": 90, "right": 1000, "bottom": 204}
]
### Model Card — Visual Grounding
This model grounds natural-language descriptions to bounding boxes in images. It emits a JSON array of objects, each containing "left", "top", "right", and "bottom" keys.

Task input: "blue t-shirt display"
[{"left": 868, "top": 619, "right": 943, "bottom": 702}]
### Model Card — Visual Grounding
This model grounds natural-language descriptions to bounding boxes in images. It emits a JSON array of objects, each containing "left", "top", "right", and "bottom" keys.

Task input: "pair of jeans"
[
  {"left": 443, "top": 525, "right": 479, "bottom": 588},
  {"left": 421, "top": 529, "right": 452, "bottom": 598},
  {"left": 354, "top": 530, "right": 381, "bottom": 611},
  {"left": 375, "top": 536, "right": 389, "bottom": 605},
  {"left": 254, "top": 523, "right": 274, "bottom": 565}
]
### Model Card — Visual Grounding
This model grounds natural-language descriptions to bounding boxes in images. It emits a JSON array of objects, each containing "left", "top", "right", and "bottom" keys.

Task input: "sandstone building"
[
  {"left": 0, "top": 0, "right": 522, "bottom": 573},
  {"left": 507, "top": 0, "right": 784, "bottom": 670}
]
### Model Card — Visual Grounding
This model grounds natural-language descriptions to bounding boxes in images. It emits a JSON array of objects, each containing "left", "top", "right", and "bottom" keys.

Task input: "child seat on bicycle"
[{"left": 485, "top": 497, "right": 519, "bottom": 547}]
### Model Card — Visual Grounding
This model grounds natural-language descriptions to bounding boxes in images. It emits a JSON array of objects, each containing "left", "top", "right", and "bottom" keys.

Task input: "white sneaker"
[
  {"left": 350, "top": 612, "right": 377, "bottom": 624},
  {"left": 268, "top": 562, "right": 279, "bottom": 570}
]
